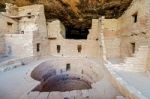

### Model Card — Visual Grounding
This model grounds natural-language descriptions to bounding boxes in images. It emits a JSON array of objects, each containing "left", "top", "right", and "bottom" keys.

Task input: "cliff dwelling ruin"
[{"left": 0, "top": 0, "right": 150, "bottom": 99}]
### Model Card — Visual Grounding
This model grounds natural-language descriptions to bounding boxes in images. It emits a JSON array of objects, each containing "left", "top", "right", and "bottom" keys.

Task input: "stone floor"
[{"left": 0, "top": 57, "right": 121, "bottom": 99}]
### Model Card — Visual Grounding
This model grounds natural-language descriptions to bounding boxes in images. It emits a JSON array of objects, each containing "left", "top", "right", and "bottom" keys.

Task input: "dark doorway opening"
[
  {"left": 77, "top": 45, "right": 82, "bottom": 53},
  {"left": 7, "top": 22, "right": 13, "bottom": 33},
  {"left": 37, "top": 43, "right": 40, "bottom": 52},
  {"left": 7, "top": 22, "right": 13, "bottom": 26},
  {"left": 57, "top": 45, "right": 61, "bottom": 53},
  {"left": 66, "top": 63, "right": 71, "bottom": 71},
  {"left": 131, "top": 43, "right": 135, "bottom": 53},
  {"left": 66, "top": 27, "right": 90, "bottom": 39},
  {"left": 27, "top": 12, "right": 31, "bottom": 18},
  {"left": 132, "top": 12, "right": 138, "bottom": 23}
]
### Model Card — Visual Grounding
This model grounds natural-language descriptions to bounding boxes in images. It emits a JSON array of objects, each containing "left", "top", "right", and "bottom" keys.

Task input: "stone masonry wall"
[
  {"left": 116, "top": 0, "right": 150, "bottom": 72},
  {"left": 88, "top": 19, "right": 100, "bottom": 40},
  {"left": 103, "top": 19, "right": 121, "bottom": 58},
  {"left": 47, "top": 20, "right": 66, "bottom": 39},
  {"left": 118, "top": 0, "right": 150, "bottom": 57},
  {"left": 18, "top": 5, "right": 50, "bottom": 57},
  {"left": 5, "top": 34, "right": 34, "bottom": 58},
  {"left": 0, "top": 13, "right": 18, "bottom": 56},
  {"left": 49, "top": 19, "right": 101, "bottom": 58},
  {"left": 50, "top": 40, "right": 101, "bottom": 58}
]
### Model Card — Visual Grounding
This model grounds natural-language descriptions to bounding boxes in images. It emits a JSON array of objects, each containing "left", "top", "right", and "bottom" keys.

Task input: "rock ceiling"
[{"left": 0, "top": 0, "right": 132, "bottom": 31}]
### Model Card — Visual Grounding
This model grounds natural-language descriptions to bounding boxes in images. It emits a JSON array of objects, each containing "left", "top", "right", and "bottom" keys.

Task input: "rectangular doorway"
[
  {"left": 57, "top": 45, "right": 61, "bottom": 53},
  {"left": 66, "top": 63, "right": 71, "bottom": 71},
  {"left": 131, "top": 43, "right": 135, "bottom": 53}
]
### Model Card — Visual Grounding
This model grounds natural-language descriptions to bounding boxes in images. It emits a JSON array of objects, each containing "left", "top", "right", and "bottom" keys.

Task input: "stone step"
[
  {"left": 117, "top": 65, "right": 145, "bottom": 69},
  {"left": 116, "top": 96, "right": 126, "bottom": 99},
  {"left": 123, "top": 64, "right": 145, "bottom": 67},
  {"left": 137, "top": 51, "right": 149, "bottom": 53},
  {"left": 138, "top": 48, "right": 149, "bottom": 50},
  {"left": 124, "top": 65, "right": 145, "bottom": 68},
  {"left": 125, "top": 61, "right": 146, "bottom": 64},
  {"left": 135, "top": 53, "right": 148, "bottom": 55},
  {"left": 125, "top": 58, "right": 146, "bottom": 62},
  {"left": 118, "top": 65, "right": 144, "bottom": 68},
  {"left": 119, "top": 67, "right": 145, "bottom": 70},
  {"left": 126, "top": 57, "right": 147, "bottom": 60},
  {"left": 113, "top": 65, "right": 145, "bottom": 68},
  {"left": 134, "top": 53, "right": 148, "bottom": 55},
  {"left": 138, "top": 46, "right": 148, "bottom": 49},
  {"left": 122, "top": 64, "right": 145, "bottom": 67},
  {"left": 114, "top": 67, "right": 145, "bottom": 72},
  {"left": 138, "top": 47, "right": 149, "bottom": 49},
  {"left": 125, "top": 59, "right": 146, "bottom": 62},
  {"left": 124, "top": 70, "right": 145, "bottom": 72},
  {"left": 133, "top": 55, "right": 148, "bottom": 58}
]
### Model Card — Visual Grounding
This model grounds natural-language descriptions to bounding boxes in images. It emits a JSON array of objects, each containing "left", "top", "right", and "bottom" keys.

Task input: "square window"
[
  {"left": 66, "top": 63, "right": 71, "bottom": 71},
  {"left": 77, "top": 45, "right": 82, "bottom": 53},
  {"left": 37, "top": 43, "right": 40, "bottom": 52},
  {"left": 27, "top": 12, "right": 31, "bottom": 18},
  {"left": 132, "top": 12, "right": 138, "bottom": 23},
  {"left": 57, "top": 45, "right": 61, "bottom": 53},
  {"left": 7, "top": 22, "right": 13, "bottom": 26}
]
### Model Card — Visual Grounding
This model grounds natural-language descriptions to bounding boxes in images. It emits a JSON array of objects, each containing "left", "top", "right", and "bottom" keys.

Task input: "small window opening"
[
  {"left": 131, "top": 43, "right": 135, "bottom": 53},
  {"left": 7, "top": 22, "right": 13, "bottom": 26},
  {"left": 66, "top": 63, "right": 71, "bottom": 71},
  {"left": 64, "top": 97, "right": 69, "bottom": 99},
  {"left": 57, "top": 45, "right": 61, "bottom": 53},
  {"left": 21, "top": 31, "right": 24, "bottom": 34},
  {"left": 77, "top": 45, "right": 82, "bottom": 53},
  {"left": 37, "top": 43, "right": 40, "bottom": 52},
  {"left": 81, "top": 70, "right": 84, "bottom": 74},
  {"left": 132, "top": 12, "right": 138, "bottom": 23},
  {"left": 27, "top": 12, "right": 31, "bottom": 18}
]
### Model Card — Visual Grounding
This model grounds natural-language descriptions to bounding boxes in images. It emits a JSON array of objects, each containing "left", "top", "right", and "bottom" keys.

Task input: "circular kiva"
[{"left": 31, "top": 58, "right": 103, "bottom": 92}]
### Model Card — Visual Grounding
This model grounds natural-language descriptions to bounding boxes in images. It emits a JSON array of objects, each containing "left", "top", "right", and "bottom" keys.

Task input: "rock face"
[{"left": 0, "top": 0, "right": 132, "bottom": 34}]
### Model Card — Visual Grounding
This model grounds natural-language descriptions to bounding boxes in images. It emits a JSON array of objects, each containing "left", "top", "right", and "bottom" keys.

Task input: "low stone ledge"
[
  {"left": 105, "top": 61, "right": 148, "bottom": 99},
  {"left": 0, "top": 56, "right": 39, "bottom": 72}
]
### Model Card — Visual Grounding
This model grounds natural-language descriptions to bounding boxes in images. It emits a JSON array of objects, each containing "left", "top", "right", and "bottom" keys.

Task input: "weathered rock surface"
[{"left": 0, "top": 0, "right": 132, "bottom": 33}]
